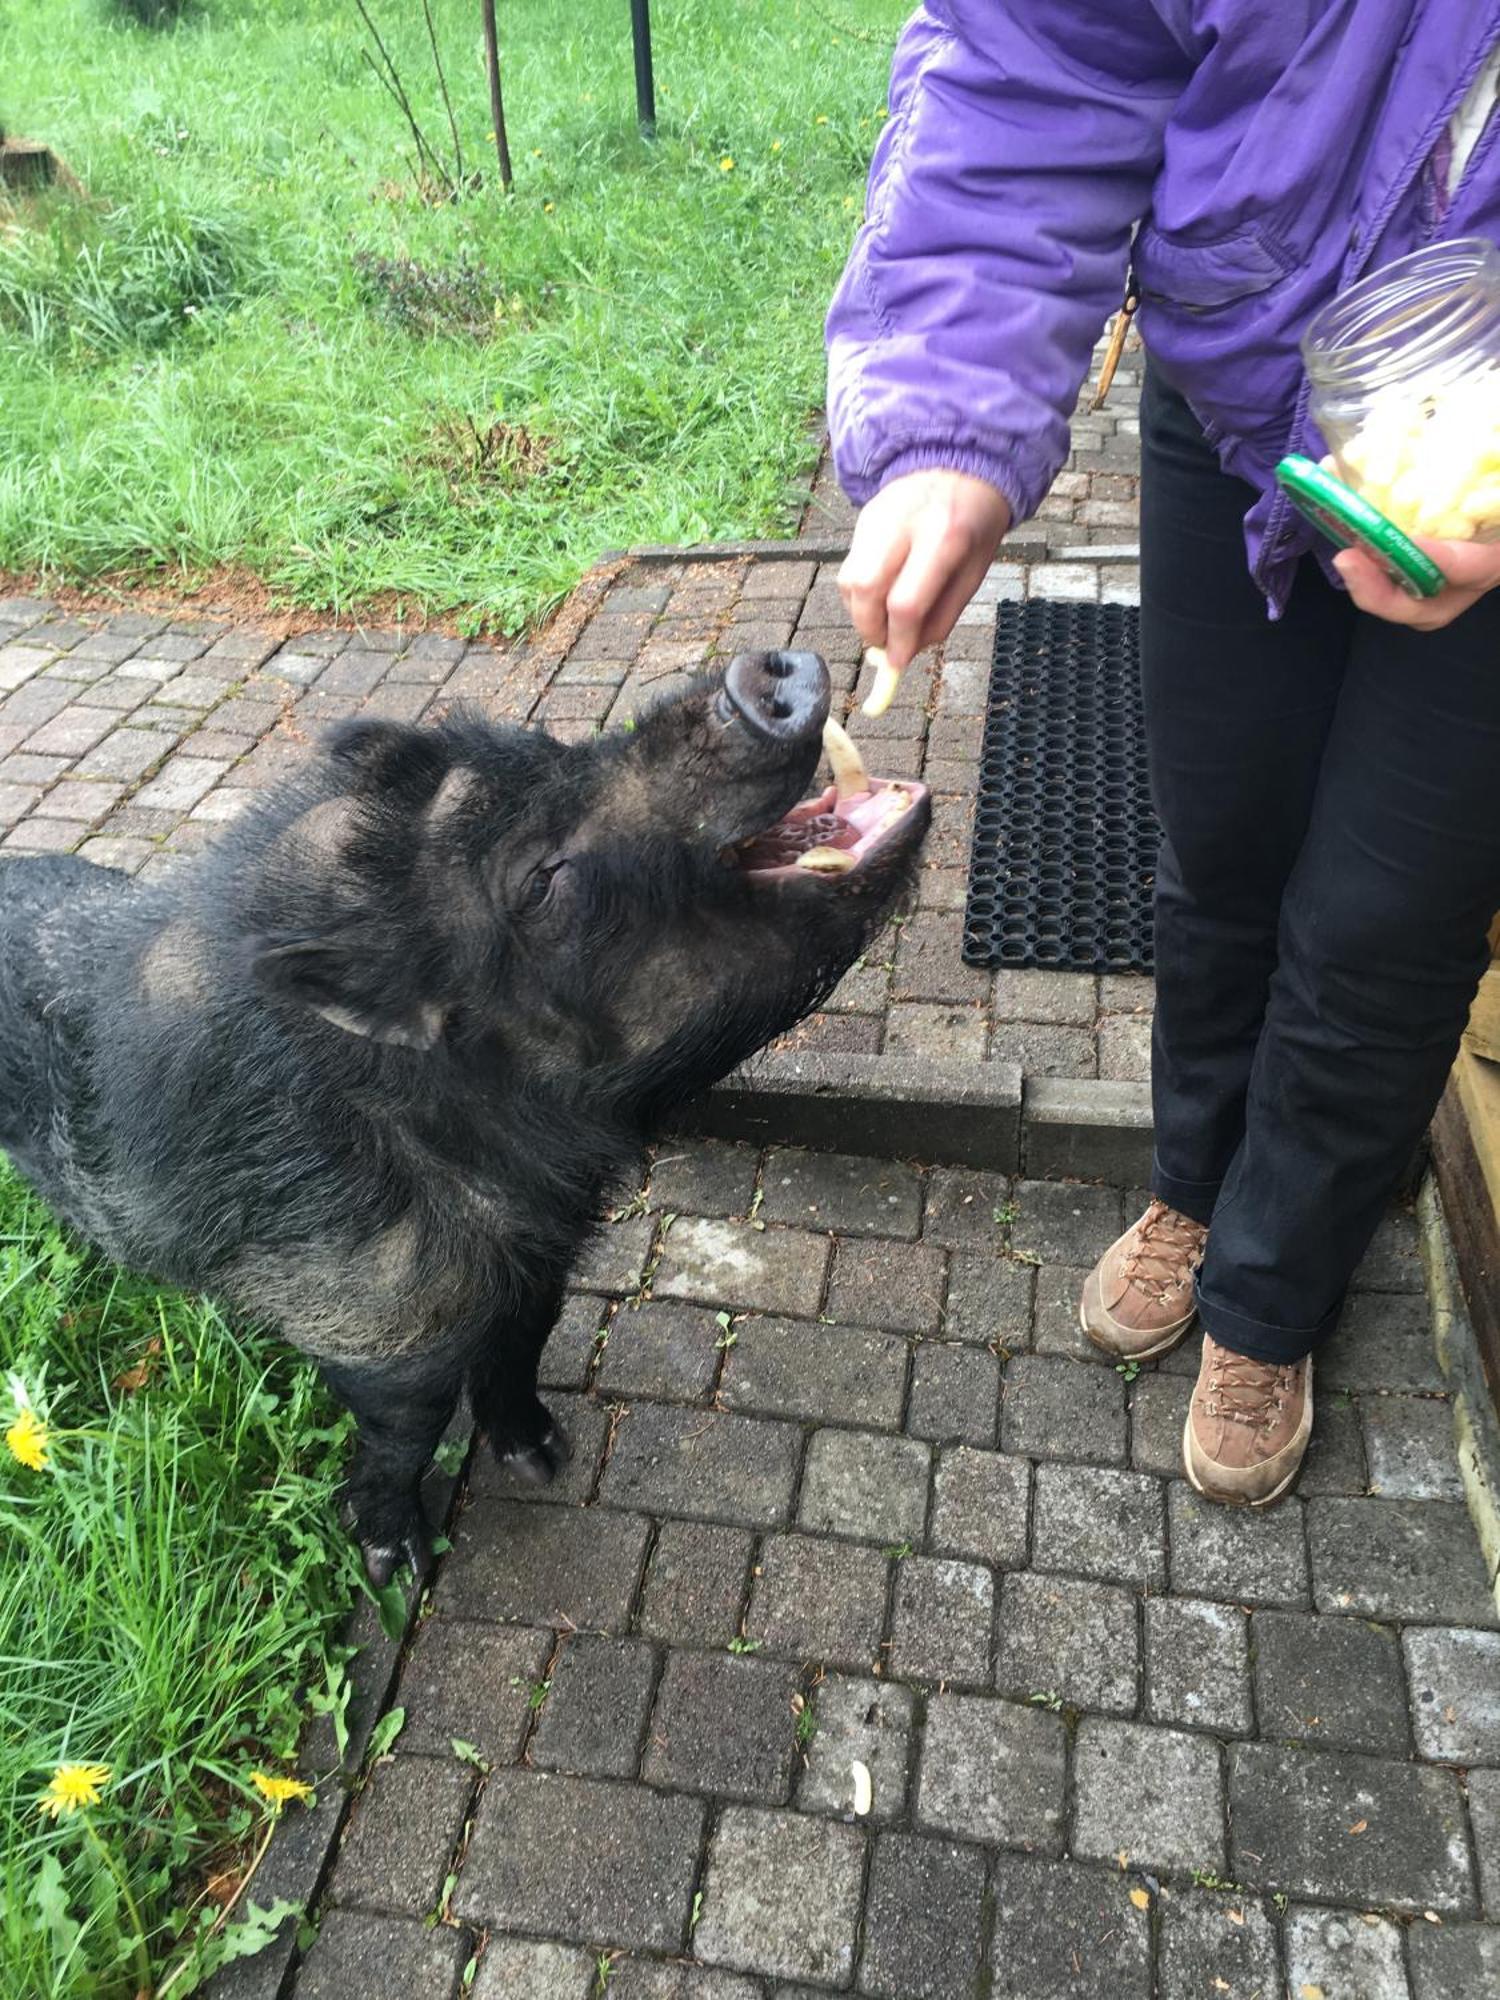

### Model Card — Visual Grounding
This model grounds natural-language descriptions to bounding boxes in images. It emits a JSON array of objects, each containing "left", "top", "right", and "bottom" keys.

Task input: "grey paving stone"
[
  {"left": 1283, "top": 1906, "right": 1411, "bottom": 2000},
  {"left": 295, "top": 1908, "right": 469, "bottom": 2000},
  {"left": 923, "top": 1167, "right": 1012, "bottom": 1249},
  {"left": 649, "top": 1138, "right": 760, "bottom": 1217},
  {"left": 1469, "top": 1767, "right": 1500, "bottom": 1916},
  {"left": 694, "top": 1805, "right": 864, "bottom": 1986},
  {"left": 438, "top": 1502, "right": 649, "bottom": 1631},
  {"left": 930, "top": 1447, "right": 1030, "bottom": 1569},
  {"left": 538, "top": 1293, "right": 607, "bottom": 1390},
  {"left": 943, "top": 1250, "right": 1035, "bottom": 1346},
  {"left": 453, "top": 1769, "right": 704, "bottom": 1948},
  {"left": 916, "top": 1692, "right": 1067, "bottom": 1851},
  {"left": 1362, "top": 1394, "right": 1464, "bottom": 1501},
  {"left": 654, "top": 1217, "right": 829, "bottom": 1316},
  {"left": 470, "top": 1939, "right": 595, "bottom": 2000},
  {"left": 1299, "top": 1397, "right": 1371, "bottom": 1495},
  {"left": 1029, "top": 1262, "right": 1098, "bottom": 1360},
  {"left": 798, "top": 1427, "right": 930, "bottom": 1545},
  {"left": 1031, "top": 1463, "right": 1166, "bottom": 1589},
  {"left": 1157, "top": 1891, "right": 1280, "bottom": 2000},
  {"left": 797, "top": 1674, "right": 914, "bottom": 1824},
  {"left": 1002, "top": 1352, "right": 1127, "bottom": 1464},
  {"left": 1129, "top": 1371, "right": 1193, "bottom": 1477},
  {"left": 1253, "top": 1609, "right": 1409, "bottom": 1756},
  {"left": 827, "top": 1235, "right": 946, "bottom": 1333},
  {"left": 885, "top": 999, "right": 989, "bottom": 1063},
  {"left": 1321, "top": 1292, "right": 1444, "bottom": 1393},
  {"left": 1009, "top": 1180, "right": 1123, "bottom": 1264},
  {"left": 719, "top": 1315, "right": 907, "bottom": 1429},
  {"left": 604, "top": 1966, "right": 763, "bottom": 2000},
  {"left": 529, "top": 1634, "right": 658, "bottom": 1778},
  {"left": 637, "top": 1520, "right": 754, "bottom": 1646},
  {"left": 643, "top": 1649, "right": 802, "bottom": 1802},
  {"left": 995, "top": 1570, "right": 1138, "bottom": 1715},
  {"left": 746, "top": 1533, "right": 890, "bottom": 1668},
  {"left": 990, "top": 1855, "right": 1152, "bottom": 2000},
  {"left": 1145, "top": 1598, "right": 1252, "bottom": 1737},
  {"left": 993, "top": 968, "right": 1097, "bottom": 1025},
  {"left": 1408, "top": 1922, "right": 1500, "bottom": 2000},
  {"left": 1357, "top": 1208, "right": 1426, "bottom": 1292},
  {"left": 988, "top": 1020, "right": 1097, "bottom": 1077},
  {"left": 759, "top": 1147, "right": 922, "bottom": 1238},
  {"left": 595, "top": 1301, "right": 722, "bottom": 1402},
  {"left": 860, "top": 1831, "right": 986, "bottom": 2000},
  {"left": 571, "top": 1213, "right": 654, "bottom": 1294},
  {"left": 1169, "top": 1484, "right": 1309, "bottom": 1608},
  {"left": 1228, "top": 1742, "right": 1475, "bottom": 1913},
  {"left": 331, "top": 1754, "right": 472, "bottom": 1915},
  {"left": 1072, "top": 1719, "right": 1225, "bottom": 1874},
  {"left": 397, "top": 1617, "right": 552, "bottom": 1763},
  {"left": 889, "top": 1556, "right": 994, "bottom": 1684},
  {"left": 599, "top": 1404, "right": 801, "bottom": 1527},
  {"left": 907, "top": 1340, "right": 999, "bottom": 1447},
  {"left": 1404, "top": 1628, "right": 1500, "bottom": 1764},
  {"left": 1308, "top": 1498, "right": 1498, "bottom": 1626}
]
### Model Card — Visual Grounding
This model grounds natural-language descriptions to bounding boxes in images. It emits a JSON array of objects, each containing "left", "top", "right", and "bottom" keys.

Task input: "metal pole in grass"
[
  {"left": 631, "top": 0, "right": 657, "bottom": 136},
  {"left": 480, "top": 0, "right": 514, "bottom": 191}
]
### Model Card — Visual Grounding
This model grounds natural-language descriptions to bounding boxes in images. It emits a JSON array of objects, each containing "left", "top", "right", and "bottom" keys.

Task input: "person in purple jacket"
[{"left": 829, "top": 3, "right": 1500, "bottom": 1507}]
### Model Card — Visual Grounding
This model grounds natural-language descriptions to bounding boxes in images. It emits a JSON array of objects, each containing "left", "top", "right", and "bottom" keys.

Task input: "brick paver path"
[{"left": 283, "top": 1148, "right": 1498, "bottom": 1998}]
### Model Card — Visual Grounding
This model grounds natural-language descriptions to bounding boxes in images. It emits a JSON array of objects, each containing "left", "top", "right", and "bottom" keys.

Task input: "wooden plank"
[
  {"left": 1431, "top": 1051, "right": 1500, "bottom": 1418},
  {"left": 1464, "top": 966, "right": 1500, "bottom": 1063}
]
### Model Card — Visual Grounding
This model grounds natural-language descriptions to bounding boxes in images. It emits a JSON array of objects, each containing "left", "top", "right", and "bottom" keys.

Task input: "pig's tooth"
[
  {"left": 861, "top": 647, "right": 902, "bottom": 718},
  {"left": 822, "top": 716, "right": 869, "bottom": 801},
  {"left": 795, "top": 845, "right": 857, "bottom": 874}
]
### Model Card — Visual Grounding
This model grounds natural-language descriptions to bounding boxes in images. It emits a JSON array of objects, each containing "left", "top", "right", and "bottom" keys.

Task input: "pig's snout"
[{"left": 722, "top": 651, "right": 831, "bottom": 748}]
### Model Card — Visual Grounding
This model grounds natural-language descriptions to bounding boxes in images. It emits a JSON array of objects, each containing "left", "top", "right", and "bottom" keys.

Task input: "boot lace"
[
  {"left": 1205, "top": 1349, "right": 1300, "bottom": 1431},
  {"left": 1121, "top": 1200, "right": 1207, "bottom": 1302}
]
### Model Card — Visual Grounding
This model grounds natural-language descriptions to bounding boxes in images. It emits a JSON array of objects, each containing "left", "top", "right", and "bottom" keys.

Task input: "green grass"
[
  {"left": 0, "top": 0, "right": 905, "bottom": 628},
  {"left": 0, "top": 1158, "right": 361, "bottom": 1997}
]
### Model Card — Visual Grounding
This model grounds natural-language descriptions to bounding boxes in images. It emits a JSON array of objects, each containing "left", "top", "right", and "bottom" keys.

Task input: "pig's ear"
[
  {"left": 251, "top": 934, "right": 446, "bottom": 1049},
  {"left": 326, "top": 717, "right": 450, "bottom": 802}
]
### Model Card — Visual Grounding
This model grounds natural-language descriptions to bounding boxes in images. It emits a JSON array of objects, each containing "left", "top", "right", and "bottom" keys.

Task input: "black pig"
[{"left": 0, "top": 652, "right": 928, "bottom": 1581}]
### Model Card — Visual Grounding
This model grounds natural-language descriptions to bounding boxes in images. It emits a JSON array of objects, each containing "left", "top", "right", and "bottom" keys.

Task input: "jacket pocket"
[{"left": 1133, "top": 221, "right": 1291, "bottom": 311}]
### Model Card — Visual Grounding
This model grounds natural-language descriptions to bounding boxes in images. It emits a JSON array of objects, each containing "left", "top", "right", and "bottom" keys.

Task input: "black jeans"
[{"left": 1140, "top": 365, "right": 1500, "bottom": 1362}]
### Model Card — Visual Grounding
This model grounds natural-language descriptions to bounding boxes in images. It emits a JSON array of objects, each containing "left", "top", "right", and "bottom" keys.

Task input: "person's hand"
[
  {"left": 838, "top": 470, "right": 1012, "bottom": 673},
  {"left": 1333, "top": 534, "right": 1500, "bottom": 631}
]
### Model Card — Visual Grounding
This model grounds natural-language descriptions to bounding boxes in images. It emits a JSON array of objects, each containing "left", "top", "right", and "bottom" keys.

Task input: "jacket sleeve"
[{"left": 826, "top": 0, "right": 1191, "bottom": 521}]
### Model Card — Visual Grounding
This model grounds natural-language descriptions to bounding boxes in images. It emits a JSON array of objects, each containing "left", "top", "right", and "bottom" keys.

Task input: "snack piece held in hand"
[
  {"left": 1336, "top": 370, "right": 1500, "bottom": 540},
  {"left": 861, "top": 647, "right": 903, "bottom": 718}
]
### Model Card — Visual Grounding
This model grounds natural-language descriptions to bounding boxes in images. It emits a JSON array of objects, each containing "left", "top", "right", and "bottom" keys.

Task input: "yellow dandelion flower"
[
  {"left": 39, "top": 1764, "right": 111, "bottom": 1819},
  {"left": 250, "top": 1771, "right": 314, "bottom": 1809},
  {"left": 543, "top": 200, "right": 556, "bottom": 214},
  {"left": 770, "top": 139, "right": 783, "bottom": 153},
  {"left": 6, "top": 1408, "right": 50, "bottom": 1471},
  {"left": 720, "top": 155, "right": 735, "bottom": 173},
  {"left": 816, "top": 115, "right": 829, "bottom": 126}
]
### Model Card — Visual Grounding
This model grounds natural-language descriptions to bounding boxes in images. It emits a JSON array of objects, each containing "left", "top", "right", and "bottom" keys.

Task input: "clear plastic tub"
[{"left": 1302, "top": 238, "right": 1500, "bottom": 542}]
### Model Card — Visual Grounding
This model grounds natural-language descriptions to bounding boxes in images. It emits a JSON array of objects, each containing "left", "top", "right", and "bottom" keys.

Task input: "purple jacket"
[{"left": 826, "top": 2, "right": 1500, "bottom": 610}]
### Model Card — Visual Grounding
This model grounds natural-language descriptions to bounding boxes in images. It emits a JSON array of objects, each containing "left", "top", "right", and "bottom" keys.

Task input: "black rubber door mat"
[{"left": 963, "top": 598, "right": 1159, "bottom": 975}]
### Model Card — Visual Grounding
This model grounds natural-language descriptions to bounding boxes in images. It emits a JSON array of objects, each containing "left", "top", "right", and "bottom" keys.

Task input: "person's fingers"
[
  {"left": 838, "top": 508, "right": 911, "bottom": 652},
  {"left": 1333, "top": 546, "right": 1481, "bottom": 631},
  {"left": 884, "top": 510, "right": 970, "bottom": 668},
  {"left": 1415, "top": 534, "right": 1500, "bottom": 592}
]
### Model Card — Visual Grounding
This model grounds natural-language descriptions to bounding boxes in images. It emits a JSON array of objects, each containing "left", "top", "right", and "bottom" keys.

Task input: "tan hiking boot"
[
  {"left": 1184, "top": 1334, "right": 1313, "bottom": 1507},
  {"left": 1080, "top": 1200, "right": 1208, "bottom": 1360}
]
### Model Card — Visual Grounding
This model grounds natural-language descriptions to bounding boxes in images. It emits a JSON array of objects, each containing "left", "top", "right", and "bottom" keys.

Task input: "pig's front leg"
[
  {"left": 469, "top": 1282, "right": 572, "bottom": 1487},
  {"left": 321, "top": 1353, "right": 465, "bottom": 1587}
]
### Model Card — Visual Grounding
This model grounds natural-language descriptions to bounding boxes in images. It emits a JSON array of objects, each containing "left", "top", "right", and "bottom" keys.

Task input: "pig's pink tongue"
[{"left": 735, "top": 781, "right": 917, "bottom": 874}]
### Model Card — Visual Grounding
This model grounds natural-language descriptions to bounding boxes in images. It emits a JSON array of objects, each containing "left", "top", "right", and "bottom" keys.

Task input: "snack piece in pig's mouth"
[{"left": 732, "top": 717, "right": 929, "bottom": 880}]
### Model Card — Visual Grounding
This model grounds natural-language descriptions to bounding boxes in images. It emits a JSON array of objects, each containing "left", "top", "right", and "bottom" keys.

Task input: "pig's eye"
[{"left": 517, "top": 861, "right": 565, "bottom": 914}]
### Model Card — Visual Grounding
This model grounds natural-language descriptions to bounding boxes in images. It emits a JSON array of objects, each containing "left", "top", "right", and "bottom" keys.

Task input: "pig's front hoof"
[
  {"left": 359, "top": 1515, "right": 434, "bottom": 1589},
  {"left": 494, "top": 1420, "right": 572, "bottom": 1488}
]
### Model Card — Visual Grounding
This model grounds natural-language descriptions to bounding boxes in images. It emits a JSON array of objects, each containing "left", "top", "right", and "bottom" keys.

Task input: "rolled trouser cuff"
[
  {"left": 1194, "top": 1276, "right": 1340, "bottom": 1365},
  {"left": 1149, "top": 1154, "right": 1221, "bottom": 1230}
]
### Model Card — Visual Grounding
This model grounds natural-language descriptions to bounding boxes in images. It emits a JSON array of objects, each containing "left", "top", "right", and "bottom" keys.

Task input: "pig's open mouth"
[{"left": 732, "top": 718, "right": 930, "bottom": 883}]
